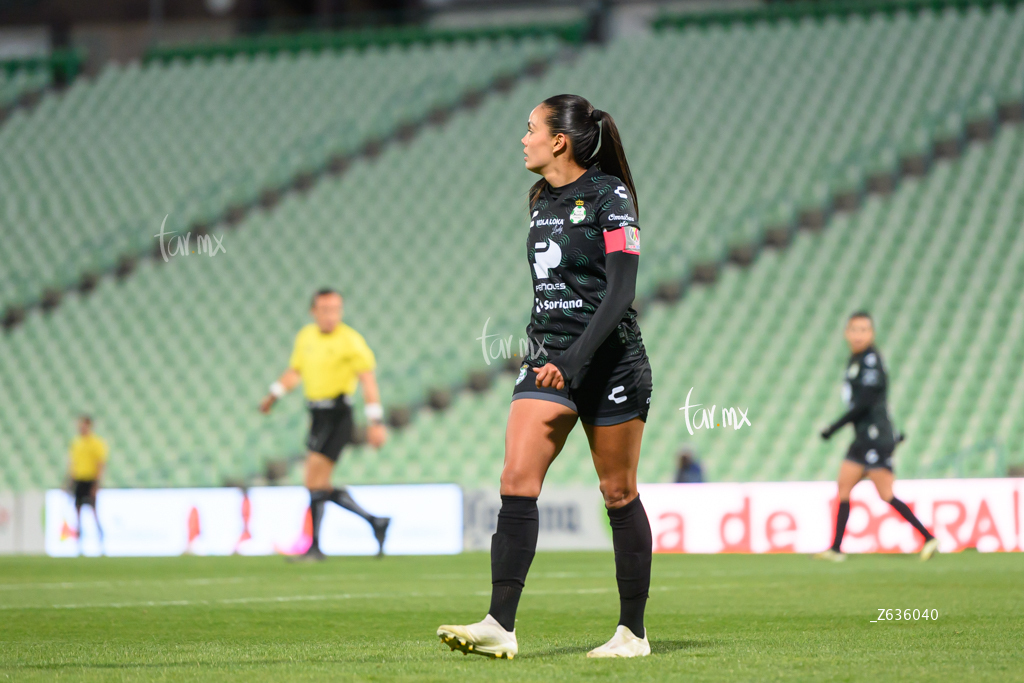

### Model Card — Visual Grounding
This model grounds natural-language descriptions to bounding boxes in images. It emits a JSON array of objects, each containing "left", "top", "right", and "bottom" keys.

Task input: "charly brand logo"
[
  {"left": 608, "top": 385, "right": 627, "bottom": 404},
  {"left": 679, "top": 387, "right": 751, "bottom": 435},
  {"left": 155, "top": 214, "right": 226, "bottom": 262},
  {"left": 477, "top": 317, "right": 548, "bottom": 366},
  {"left": 569, "top": 199, "right": 587, "bottom": 224}
]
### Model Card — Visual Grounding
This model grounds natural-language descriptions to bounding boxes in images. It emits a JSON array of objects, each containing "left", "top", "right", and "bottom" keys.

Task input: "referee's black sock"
[
  {"left": 608, "top": 496, "right": 652, "bottom": 639},
  {"left": 488, "top": 495, "right": 539, "bottom": 632},
  {"left": 329, "top": 487, "right": 377, "bottom": 524},
  {"left": 832, "top": 500, "right": 850, "bottom": 552},
  {"left": 887, "top": 497, "right": 934, "bottom": 542},
  {"left": 92, "top": 507, "right": 105, "bottom": 545},
  {"left": 309, "top": 490, "right": 330, "bottom": 551}
]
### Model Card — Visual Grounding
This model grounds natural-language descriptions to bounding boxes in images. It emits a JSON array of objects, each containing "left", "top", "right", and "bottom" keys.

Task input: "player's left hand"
[
  {"left": 532, "top": 363, "right": 565, "bottom": 390},
  {"left": 820, "top": 426, "right": 833, "bottom": 441},
  {"left": 366, "top": 423, "right": 387, "bottom": 449}
]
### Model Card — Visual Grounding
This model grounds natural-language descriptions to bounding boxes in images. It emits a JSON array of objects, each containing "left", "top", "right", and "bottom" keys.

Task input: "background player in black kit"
[
  {"left": 816, "top": 312, "right": 939, "bottom": 562},
  {"left": 438, "top": 95, "right": 654, "bottom": 659}
]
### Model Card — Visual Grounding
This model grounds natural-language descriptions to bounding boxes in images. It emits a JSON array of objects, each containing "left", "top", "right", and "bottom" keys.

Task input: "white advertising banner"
[
  {"left": 45, "top": 484, "right": 462, "bottom": 557},
  {"left": 639, "top": 479, "right": 1023, "bottom": 554},
  {"left": 463, "top": 487, "right": 612, "bottom": 551}
]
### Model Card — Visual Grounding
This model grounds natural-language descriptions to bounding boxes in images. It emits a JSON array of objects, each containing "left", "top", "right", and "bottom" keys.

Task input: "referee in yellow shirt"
[
  {"left": 260, "top": 288, "right": 390, "bottom": 561},
  {"left": 68, "top": 415, "right": 107, "bottom": 554}
]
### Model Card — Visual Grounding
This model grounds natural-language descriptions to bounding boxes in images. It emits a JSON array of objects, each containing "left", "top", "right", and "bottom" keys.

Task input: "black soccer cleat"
[
  {"left": 288, "top": 545, "right": 326, "bottom": 563},
  {"left": 372, "top": 517, "right": 391, "bottom": 558}
]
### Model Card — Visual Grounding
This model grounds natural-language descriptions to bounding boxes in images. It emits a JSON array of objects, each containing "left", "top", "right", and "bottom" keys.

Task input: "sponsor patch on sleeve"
[{"left": 604, "top": 226, "right": 640, "bottom": 255}]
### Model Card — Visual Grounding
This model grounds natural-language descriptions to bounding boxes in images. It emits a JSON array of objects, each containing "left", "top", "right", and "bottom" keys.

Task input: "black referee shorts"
[
  {"left": 845, "top": 439, "right": 895, "bottom": 472},
  {"left": 306, "top": 395, "right": 354, "bottom": 463},
  {"left": 512, "top": 345, "right": 652, "bottom": 426},
  {"left": 73, "top": 479, "right": 96, "bottom": 507}
]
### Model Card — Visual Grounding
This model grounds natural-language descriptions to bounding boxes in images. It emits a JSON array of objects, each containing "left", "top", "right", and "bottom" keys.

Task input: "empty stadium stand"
[
  {"left": 330, "top": 122, "right": 1024, "bottom": 488},
  {"left": 0, "top": 33, "right": 564, "bottom": 315},
  {"left": 0, "top": 1, "right": 1022, "bottom": 491}
]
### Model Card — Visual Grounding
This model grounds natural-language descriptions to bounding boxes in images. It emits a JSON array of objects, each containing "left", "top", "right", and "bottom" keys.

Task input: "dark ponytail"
[{"left": 528, "top": 94, "right": 638, "bottom": 216}]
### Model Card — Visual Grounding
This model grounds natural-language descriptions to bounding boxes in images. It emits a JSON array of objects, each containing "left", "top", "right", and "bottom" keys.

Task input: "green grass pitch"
[{"left": 2, "top": 551, "right": 1022, "bottom": 681}]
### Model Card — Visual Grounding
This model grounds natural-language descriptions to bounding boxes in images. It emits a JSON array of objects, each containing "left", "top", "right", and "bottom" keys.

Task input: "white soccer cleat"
[
  {"left": 586, "top": 625, "right": 651, "bottom": 658},
  {"left": 920, "top": 537, "right": 939, "bottom": 561},
  {"left": 437, "top": 614, "right": 518, "bottom": 660},
  {"left": 812, "top": 549, "right": 846, "bottom": 562}
]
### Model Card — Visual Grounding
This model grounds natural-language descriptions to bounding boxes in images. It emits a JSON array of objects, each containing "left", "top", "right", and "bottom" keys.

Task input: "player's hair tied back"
[{"left": 529, "top": 94, "right": 638, "bottom": 216}]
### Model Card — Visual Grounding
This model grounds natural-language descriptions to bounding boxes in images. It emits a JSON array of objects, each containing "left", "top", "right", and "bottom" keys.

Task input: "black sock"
[
  {"left": 888, "top": 497, "right": 934, "bottom": 542},
  {"left": 608, "top": 496, "right": 652, "bottom": 639},
  {"left": 329, "top": 487, "right": 376, "bottom": 524},
  {"left": 832, "top": 501, "right": 850, "bottom": 552},
  {"left": 92, "top": 507, "right": 104, "bottom": 543},
  {"left": 488, "top": 495, "right": 538, "bottom": 632},
  {"left": 309, "top": 490, "right": 330, "bottom": 550}
]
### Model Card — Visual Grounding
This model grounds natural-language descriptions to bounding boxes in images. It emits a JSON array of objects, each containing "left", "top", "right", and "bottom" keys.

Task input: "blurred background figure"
[
  {"left": 674, "top": 444, "right": 703, "bottom": 484},
  {"left": 67, "top": 415, "right": 106, "bottom": 555},
  {"left": 260, "top": 288, "right": 390, "bottom": 562}
]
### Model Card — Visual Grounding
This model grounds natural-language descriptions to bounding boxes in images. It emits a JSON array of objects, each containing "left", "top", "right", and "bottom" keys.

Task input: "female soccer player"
[
  {"left": 816, "top": 311, "right": 939, "bottom": 562},
  {"left": 437, "top": 95, "right": 654, "bottom": 659}
]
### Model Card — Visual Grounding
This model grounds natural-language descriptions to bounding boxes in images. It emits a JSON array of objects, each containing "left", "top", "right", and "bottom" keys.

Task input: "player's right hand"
[
  {"left": 532, "top": 363, "right": 565, "bottom": 390},
  {"left": 366, "top": 423, "right": 387, "bottom": 449},
  {"left": 259, "top": 395, "right": 276, "bottom": 414}
]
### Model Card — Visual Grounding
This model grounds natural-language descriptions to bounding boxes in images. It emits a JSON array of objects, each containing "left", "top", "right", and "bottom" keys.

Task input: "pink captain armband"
[{"left": 603, "top": 226, "right": 641, "bottom": 255}]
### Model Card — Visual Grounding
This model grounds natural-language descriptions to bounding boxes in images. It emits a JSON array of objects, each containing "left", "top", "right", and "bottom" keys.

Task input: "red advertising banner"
[{"left": 638, "top": 479, "right": 1023, "bottom": 554}]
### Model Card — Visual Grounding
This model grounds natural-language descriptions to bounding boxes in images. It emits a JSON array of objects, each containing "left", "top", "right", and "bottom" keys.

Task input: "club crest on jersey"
[
  {"left": 569, "top": 199, "right": 587, "bottom": 224},
  {"left": 516, "top": 364, "right": 528, "bottom": 385}
]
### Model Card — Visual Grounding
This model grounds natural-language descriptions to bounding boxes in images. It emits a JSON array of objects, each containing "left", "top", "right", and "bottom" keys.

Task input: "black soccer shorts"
[
  {"left": 511, "top": 345, "right": 652, "bottom": 426},
  {"left": 73, "top": 479, "right": 96, "bottom": 507},
  {"left": 845, "top": 439, "right": 896, "bottom": 471},
  {"left": 306, "top": 395, "right": 355, "bottom": 462}
]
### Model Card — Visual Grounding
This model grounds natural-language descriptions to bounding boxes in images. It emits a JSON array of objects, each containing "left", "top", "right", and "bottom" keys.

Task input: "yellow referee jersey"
[
  {"left": 289, "top": 323, "right": 376, "bottom": 401},
  {"left": 69, "top": 434, "right": 108, "bottom": 481}
]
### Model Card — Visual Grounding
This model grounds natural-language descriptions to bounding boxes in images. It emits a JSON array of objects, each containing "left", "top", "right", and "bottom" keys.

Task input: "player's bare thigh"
[
  {"left": 583, "top": 418, "right": 645, "bottom": 509},
  {"left": 304, "top": 451, "right": 334, "bottom": 489},
  {"left": 837, "top": 460, "right": 865, "bottom": 501},
  {"left": 500, "top": 398, "right": 578, "bottom": 498},
  {"left": 866, "top": 467, "right": 895, "bottom": 501}
]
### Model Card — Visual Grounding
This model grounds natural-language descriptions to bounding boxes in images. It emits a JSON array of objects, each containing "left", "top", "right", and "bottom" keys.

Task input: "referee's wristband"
[
  {"left": 365, "top": 403, "right": 384, "bottom": 423},
  {"left": 269, "top": 381, "right": 286, "bottom": 398}
]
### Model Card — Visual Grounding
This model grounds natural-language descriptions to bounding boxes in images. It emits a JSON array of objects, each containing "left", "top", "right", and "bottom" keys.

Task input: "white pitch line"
[
  {"left": 1, "top": 585, "right": 677, "bottom": 611},
  {"left": 3, "top": 591, "right": 392, "bottom": 611},
  {"left": 0, "top": 576, "right": 254, "bottom": 591}
]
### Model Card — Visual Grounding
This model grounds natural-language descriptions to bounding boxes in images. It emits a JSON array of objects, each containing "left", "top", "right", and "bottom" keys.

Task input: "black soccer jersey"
[
  {"left": 837, "top": 345, "right": 896, "bottom": 445},
  {"left": 524, "top": 165, "right": 645, "bottom": 366}
]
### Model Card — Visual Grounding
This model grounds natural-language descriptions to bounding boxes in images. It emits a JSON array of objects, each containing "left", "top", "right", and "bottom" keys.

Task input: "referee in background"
[
  {"left": 67, "top": 415, "right": 107, "bottom": 555},
  {"left": 260, "top": 288, "right": 390, "bottom": 561}
]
